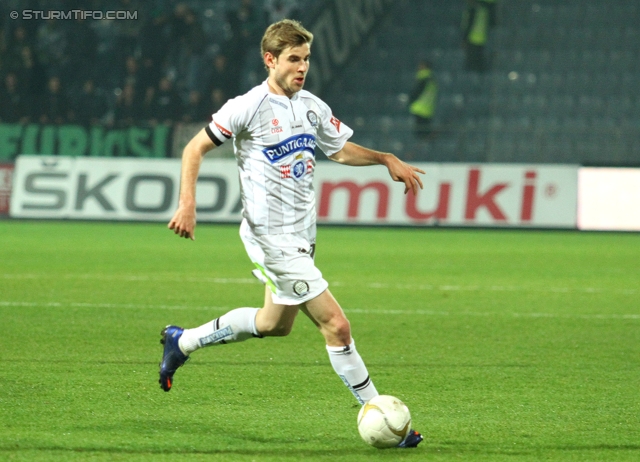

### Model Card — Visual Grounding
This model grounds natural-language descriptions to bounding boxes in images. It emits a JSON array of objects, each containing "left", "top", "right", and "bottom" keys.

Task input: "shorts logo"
[
  {"left": 272, "top": 118, "right": 279, "bottom": 126},
  {"left": 293, "top": 280, "right": 310, "bottom": 296},
  {"left": 306, "top": 110, "right": 318, "bottom": 127},
  {"left": 297, "top": 243, "right": 315, "bottom": 259}
]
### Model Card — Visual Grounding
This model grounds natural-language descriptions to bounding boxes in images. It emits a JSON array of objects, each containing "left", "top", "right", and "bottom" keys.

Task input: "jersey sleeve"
[
  {"left": 206, "top": 93, "right": 257, "bottom": 146},
  {"left": 314, "top": 98, "right": 353, "bottom": 157}
]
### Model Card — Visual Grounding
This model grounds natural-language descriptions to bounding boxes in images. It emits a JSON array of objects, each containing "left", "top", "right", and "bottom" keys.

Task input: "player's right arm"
[{"left": 168, "top": 128, "right": 216, "bottom": 240}]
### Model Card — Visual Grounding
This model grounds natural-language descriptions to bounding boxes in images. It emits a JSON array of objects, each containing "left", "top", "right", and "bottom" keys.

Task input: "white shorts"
[{"left": 240, "top": 219, "right": 328, "bottom": 305}]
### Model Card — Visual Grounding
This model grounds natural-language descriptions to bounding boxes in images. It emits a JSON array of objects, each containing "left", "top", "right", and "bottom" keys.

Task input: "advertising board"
[
  {"left": 10, "top": 156, "right": 579, "bottom": 228},
  {"left": 578, "top": 168, "right": 640, "bottom": 231}
]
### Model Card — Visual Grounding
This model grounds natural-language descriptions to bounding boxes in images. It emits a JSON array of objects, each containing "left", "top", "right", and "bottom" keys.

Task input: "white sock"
[
  {"left": 178, "top": 307, "right": 261, "bottom": 354},
  {"left": 326, "top": 340, "right": 379, "bottom": 405}
]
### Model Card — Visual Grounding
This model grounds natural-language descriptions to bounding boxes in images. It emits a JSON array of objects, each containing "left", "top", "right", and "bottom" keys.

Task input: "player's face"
[{"left": 268, "top": 43, "right": 311, "bottom": 97}]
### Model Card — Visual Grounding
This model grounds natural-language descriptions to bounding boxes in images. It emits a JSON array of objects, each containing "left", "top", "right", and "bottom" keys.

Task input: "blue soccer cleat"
[
  {"left": 397, "top": 429, "right": 423, "bottom": 448},
  {"left": 159, "top": 325, "right": 189, "bottom": 392}
]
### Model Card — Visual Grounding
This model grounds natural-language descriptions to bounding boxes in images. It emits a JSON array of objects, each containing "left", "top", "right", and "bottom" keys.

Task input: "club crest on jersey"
[
  {"left": 306, "top": 110, "right": 318, "bottom": 127},
  {"left": 280, "top": 159, "right": 312, "bottom": 181},
  {"left": 292, "top": 160, "right": 306, "bottom": 180},
  {"left": 262, "top": 134, "right": 316, "bottom": 164}
]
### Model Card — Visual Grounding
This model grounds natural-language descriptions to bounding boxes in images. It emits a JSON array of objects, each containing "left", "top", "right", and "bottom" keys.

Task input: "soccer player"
[{"left": 160, "top": 19, "right": 424, "bottom": 448}]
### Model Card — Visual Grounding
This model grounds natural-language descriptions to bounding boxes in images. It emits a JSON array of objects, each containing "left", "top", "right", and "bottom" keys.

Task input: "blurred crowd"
[{"left": 0, "top": 0, "right": 304, "bottom": 127}]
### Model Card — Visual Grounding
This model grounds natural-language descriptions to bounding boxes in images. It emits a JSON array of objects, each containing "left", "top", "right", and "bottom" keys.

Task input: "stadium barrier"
[
  {"left": 0, "top": 124, "right": 171, "bottom": 159},
  {"left": 9, "top": 156, "right": 580, "bottom": 228}
]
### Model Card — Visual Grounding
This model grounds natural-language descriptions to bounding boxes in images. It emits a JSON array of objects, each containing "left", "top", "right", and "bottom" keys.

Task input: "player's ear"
[{"left": 264, "top": 52, "right": 276, "bottom": 69}]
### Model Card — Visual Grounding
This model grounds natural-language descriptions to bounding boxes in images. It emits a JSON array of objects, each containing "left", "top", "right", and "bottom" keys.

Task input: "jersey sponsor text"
[{"left": 262, "top": 134, "right": 317, "bottom": 164}]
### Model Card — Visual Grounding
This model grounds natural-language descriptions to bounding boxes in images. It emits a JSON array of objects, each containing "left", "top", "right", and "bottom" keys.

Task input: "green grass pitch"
[{"left": 1, "top": 220, "right": 639, "bottom": 461}]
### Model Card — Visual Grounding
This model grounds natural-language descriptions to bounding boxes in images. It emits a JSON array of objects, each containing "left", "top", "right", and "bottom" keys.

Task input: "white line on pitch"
[
  {"left": 346, "top": 308, "right": 640, "bottom": 319},
  {"left": 0, "top": 301, "right": 230, "bottom": 311},
  {"left": 1, "top": 273, "right": 637, "bottom": 295},
  {"left": 0, "top": 301, "right": 638, "bottom": 320},
  {"left": 0, "top": 274, "right": 257, "bottom": 284}
]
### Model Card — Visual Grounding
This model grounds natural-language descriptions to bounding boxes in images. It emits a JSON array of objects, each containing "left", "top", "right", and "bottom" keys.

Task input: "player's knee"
[
  {"left": 258, "top": 319, "right": 293, "bottom": 337},
  {"left": 336, "top": 322, "right": 352, "bottom": 344},
  {"left": 255, "top": 305, "right": 297, "bottom": 337},
  {"left": 271, "top": 323, "right": 293, "bottom": 337},
  {"left": 327, "top": 317, "right": 351, "bottom": 344}
]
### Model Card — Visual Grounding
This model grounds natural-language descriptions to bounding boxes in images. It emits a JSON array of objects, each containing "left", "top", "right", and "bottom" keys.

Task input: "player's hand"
[
  {"left": 385, "top": 156, "right": 425, "bottom": 195},
  {"left": 168, "top": 205, "right": 196, "bottom": 240}
]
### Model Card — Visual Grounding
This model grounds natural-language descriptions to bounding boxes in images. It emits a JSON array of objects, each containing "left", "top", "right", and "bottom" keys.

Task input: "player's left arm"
[{"left": 329, "top": 141, "right": 425, "bottom": 195}]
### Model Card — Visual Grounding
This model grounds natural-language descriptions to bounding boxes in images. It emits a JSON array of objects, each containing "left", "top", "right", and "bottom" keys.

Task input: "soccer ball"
[{"left": 357, "top": 395, "right": 412, "bottom": 448}]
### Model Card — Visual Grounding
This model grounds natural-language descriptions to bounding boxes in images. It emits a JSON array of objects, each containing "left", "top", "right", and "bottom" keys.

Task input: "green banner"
[{"left": 0, "top": 124, "right": 170, "bottom": 160}]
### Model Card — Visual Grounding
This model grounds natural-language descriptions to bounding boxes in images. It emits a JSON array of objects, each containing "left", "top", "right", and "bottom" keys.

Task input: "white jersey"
[{"left": 206, "top": 80, "right": 353, "bottom": 235}]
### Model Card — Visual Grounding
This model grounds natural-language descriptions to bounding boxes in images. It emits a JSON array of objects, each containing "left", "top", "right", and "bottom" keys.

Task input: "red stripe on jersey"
[
  {"left": 214, "top": 121, "right": 232, "bottom": 138},
  {"left": 330, "top": 116, "right": 341, "bottom": 132}
]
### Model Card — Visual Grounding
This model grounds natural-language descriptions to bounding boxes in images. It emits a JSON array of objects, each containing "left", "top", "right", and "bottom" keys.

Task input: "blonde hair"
[{"left": 261, "top": 19, "right": 313, "bottom": 61}]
